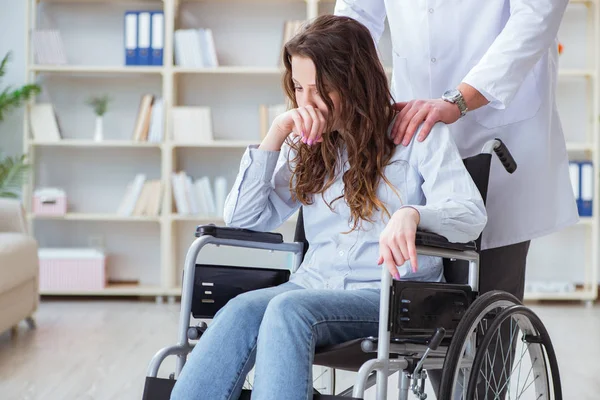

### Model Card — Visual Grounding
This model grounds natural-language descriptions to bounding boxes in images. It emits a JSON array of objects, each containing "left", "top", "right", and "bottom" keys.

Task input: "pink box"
[
  {"left": 33, "top": 188, "right": 67, "bottom": 215},
  {"left": 38, "top": 248, "right": 106, "bottom": 291}
]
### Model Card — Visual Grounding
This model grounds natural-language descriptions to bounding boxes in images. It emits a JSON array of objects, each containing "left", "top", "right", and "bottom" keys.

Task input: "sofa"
[{"left": 0, "top": 198, "right": 39, "bottom": 335}]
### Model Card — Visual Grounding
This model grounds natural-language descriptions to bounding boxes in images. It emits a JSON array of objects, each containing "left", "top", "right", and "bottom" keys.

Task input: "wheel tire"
[
  {"left": 465, "top": 305, "right": 562, "bottom": 400},
  {"left": 438, "top": 290, "right": 521, "bottom": 398}
]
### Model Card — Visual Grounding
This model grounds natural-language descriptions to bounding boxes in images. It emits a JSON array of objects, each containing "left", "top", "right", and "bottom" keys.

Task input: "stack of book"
[
  {"left": 124, "top": 11, "right": 164, "bottom": 66},
  {"left": 174, "top": 28, "right": 218, "bottom": 68},
  {"left": 32, "top": 30, "right": 67, "bottom": 65},
  {"left": 132, "top": 95, "right": 164, "bottom": 143},
  {"left": 259, "top": 104, "right": 287, "bottom": 139},
  {"left": 171, "top": 171, "right": 228, "bottom": 217},
  {"left": 117, "top": 174, "right": 163, "bottom": 216},
  {"left": 569, "top": 161, "right": 594, "bottom": 217}
]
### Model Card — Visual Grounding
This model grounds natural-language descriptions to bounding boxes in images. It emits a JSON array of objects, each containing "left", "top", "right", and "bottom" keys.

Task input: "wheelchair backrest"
[{"left": 293, "top": 153, "right": 493, "bottom": 283}]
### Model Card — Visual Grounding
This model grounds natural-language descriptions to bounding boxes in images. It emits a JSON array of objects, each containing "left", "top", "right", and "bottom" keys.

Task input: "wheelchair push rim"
[
  {"left": 466, "top": 305, "right": 561, "bottom": 400},
  {"left": 439, "top": 291, "right": 522, "bottom": 399}
]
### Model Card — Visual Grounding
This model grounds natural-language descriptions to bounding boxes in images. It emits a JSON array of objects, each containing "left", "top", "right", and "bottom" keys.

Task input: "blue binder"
[
  {"left": 137, "top": 11, "right": 152, "bottom": 65},
  {"left": 124, "top": 11, "right": 138, "bottom": 65},
  {"left": 569, "top": 162, "right": 581, "bottom": 213},
  {"left": 579, "top": 161, "right": 593, "bottom": 217},
  {"left": 150, "top": 11, "right": 164, "bottom": 66}
]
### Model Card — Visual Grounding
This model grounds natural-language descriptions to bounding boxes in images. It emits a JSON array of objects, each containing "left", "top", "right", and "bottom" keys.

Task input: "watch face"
[{"left": 444, "top": 89, "right": 460, "bottom": 101}]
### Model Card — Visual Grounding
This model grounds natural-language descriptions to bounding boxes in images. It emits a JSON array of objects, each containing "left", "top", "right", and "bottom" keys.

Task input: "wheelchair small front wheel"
[
  {"left": 438, "top": 290, "right": 521, "bottom": 399},
  {"left": 465, "top": 304, "right": 561, "bottom": 400}
]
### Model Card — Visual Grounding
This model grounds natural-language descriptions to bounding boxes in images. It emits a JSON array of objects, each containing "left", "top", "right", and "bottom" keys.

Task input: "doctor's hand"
[
  {"left": 391, "top": 99, "right": 461, "bottom": 146},
  {"left": 378, "top": 207, "right": 421, "bottom": 280}
]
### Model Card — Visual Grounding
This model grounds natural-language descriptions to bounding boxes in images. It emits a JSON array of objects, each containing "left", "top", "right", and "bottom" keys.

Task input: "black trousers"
[{"left": 429, "top": 240, "right": 531, "bottom": 398}]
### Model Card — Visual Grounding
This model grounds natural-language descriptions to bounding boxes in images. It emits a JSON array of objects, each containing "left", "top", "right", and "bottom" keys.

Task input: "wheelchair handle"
[{"left": 481, "top": 138, "right": 517, "bottom": 174}]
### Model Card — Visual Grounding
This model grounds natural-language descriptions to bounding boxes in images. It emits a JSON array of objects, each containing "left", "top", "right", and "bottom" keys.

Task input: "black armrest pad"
[
  {"left": 415, "top": 231, "right": 477, "bottom": 252},
  {"left": 195, "top": 224, "right": 284, "bottom": 244}
]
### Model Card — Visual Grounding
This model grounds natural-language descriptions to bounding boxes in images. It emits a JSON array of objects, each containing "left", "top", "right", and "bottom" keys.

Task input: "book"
[
  {"left": 171, "top": 106, "right": 213, "bottom": 144},
  {"left": 29, "top": 103, "right": 62, "bottom": 142},
  {"left": 132, "top": 94, "right": 155, "bottom": 142}
]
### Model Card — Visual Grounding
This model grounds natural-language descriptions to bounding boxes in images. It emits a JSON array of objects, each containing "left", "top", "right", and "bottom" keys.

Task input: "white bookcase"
[{"left": 23, "top": 0, "right": 598, "bottom": 303}]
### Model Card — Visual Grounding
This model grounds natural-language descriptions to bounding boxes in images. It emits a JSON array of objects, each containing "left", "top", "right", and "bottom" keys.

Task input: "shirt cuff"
[
  {"left": 403, "top": 205, "right": 443, "bottom": 233},
  {"left": 461, "top": 77, "right": 505, "bottom": 110},
  {"left": 242, "top": 145, "right": 280, "bottom": 182}
]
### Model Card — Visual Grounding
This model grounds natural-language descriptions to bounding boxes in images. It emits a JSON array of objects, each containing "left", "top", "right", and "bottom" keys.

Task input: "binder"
[
  {"left": 580, "top": 161, "right": 593, "bottom": 217},
  {"left": 124, "top": 11, "right": 138, "bottom": 65},
  {"left": 569, "top": 162, "right": 581, "bottom": 212},
  {"left": 138, "top": 11, "right": 151, "bottom": 65},
  {"left": 150, "top": 11, "right": 164, "bottom": 66}
]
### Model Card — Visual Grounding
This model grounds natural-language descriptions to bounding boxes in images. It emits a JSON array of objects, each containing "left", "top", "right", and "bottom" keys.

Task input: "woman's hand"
[
  {"left": 378, "top": 207, "right": 421, "bottom": 280},
  {"left": 260, "top": 106, "right": 327, "bottom": 151}
]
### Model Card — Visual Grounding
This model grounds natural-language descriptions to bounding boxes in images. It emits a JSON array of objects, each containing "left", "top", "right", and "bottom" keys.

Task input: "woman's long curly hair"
[{"left": 282, "top": 15, "right": 398, "bottom": 231}]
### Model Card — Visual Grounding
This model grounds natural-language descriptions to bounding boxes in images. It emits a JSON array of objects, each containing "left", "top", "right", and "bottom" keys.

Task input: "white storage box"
[{"left": 38, "top": 248, "right": 106, "bottom": 291}]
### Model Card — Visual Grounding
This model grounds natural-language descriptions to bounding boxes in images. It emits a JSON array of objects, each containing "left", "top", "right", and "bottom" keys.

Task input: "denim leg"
[
  {"left": 171, "top": 282, "right": 302, "bottom": 400},
  {"left": 251, "top": 288, "right": 381, "bottom": 400}
]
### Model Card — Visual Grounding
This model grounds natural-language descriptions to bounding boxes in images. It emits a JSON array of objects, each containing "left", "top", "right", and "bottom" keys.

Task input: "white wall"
[
  {"left": 0, "top": 0, "right": 27, "bottom": 157},
  {"left": 0, "top": 2, "right": 595, "bottom": 285}
]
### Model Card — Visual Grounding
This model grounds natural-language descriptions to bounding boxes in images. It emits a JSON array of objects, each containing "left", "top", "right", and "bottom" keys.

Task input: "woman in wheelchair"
[{"left": 171, "top": 15, "right": 487, "bottom": 400}]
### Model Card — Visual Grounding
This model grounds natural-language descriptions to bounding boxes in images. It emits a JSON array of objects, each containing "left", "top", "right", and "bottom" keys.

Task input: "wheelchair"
[{"left": 143, "top": 139, "right": 562, "bottom": 400}]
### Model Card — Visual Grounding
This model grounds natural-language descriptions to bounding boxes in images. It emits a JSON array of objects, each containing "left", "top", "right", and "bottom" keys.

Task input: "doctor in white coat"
[{"left": 334, "top": 0, "right": 578, "bottom": 303}]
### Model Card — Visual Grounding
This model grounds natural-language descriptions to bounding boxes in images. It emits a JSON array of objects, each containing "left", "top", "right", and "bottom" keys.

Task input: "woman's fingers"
[
  {"left": 304, "top": 106, "right": 321, "bottom": 145},
  {"left": 379, "top": 245, "right": 400, "bottom": 280},
  {"left": 296, "top": 107, "right": 313, "bottom": 143},
  {"left": 290, "top": 110, "right": 304, "bottom": 139}
]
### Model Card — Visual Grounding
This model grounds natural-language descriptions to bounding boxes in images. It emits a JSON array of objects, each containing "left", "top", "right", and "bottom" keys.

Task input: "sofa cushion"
[{"left": 0, "top": 233, "right": 39, "bottom": 293}]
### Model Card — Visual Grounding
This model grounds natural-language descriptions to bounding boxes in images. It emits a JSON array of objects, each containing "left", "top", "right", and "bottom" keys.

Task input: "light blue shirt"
[{"left": 224, "top": 123, "right": 487, "bottom": 290}]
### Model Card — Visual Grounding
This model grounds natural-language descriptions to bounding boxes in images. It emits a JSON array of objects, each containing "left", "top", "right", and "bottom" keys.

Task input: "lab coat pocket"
[
  {"left": 471, "top": 69, "right": 541, "bottom": 129},
  {"left": 391, "top": 52, "right": 414, "bottom": 102}
]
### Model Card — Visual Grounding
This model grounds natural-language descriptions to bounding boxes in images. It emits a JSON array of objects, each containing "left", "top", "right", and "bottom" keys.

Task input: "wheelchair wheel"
[
  {"left": 438, "top": 290, "right": 521, "bottom": 399},
  {"left": 465, "top": 305, "right": 561, "bottom": 399}
]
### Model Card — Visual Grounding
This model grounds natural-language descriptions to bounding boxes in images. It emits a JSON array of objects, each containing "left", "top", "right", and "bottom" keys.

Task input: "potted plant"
[
  {"left": 0, "top": 52, "right": 41, "bottom": 198},
  {"left": 86, "top": 94, "right": 111, "bottom": 142}
]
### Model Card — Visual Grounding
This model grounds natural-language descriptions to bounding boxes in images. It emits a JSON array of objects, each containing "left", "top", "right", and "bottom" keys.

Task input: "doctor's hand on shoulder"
[
  {"left": 391, "top": 83, "right": 490, "bottom": 146},
  {"left": 378, "top": 207, "right": 421, "bottom": 280}
]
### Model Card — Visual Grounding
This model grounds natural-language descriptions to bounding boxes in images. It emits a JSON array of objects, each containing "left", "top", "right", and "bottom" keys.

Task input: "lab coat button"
[
  {"left": 431, "top": 57, "right": 437, "bottom": 63},
  {"left": 429, "top": 8, "right": 434, "bottom": 13}
]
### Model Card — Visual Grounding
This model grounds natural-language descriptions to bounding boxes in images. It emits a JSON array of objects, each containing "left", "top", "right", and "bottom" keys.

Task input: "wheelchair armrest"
[
  {"left": 195, "top": 224, "right": 284, "bottom": 244},
  {"left": 415, "top": 230, "right": 477, "bottom": 252}
]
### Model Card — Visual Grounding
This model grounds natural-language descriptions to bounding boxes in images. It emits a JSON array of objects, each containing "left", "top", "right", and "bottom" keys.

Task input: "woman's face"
[{"left": 291, "top": 55, "right": 341, "bottom": 130}]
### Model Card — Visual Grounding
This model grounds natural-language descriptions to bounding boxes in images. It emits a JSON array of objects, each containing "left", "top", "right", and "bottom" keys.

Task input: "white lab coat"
[{"left": 335, "top": 0, "right": 579, "bottom": 250}]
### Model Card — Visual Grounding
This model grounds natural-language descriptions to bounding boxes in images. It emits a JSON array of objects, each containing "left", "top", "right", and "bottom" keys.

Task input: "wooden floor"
[{"left": 0, "top": 299, "right": 598, "bottom": 400}]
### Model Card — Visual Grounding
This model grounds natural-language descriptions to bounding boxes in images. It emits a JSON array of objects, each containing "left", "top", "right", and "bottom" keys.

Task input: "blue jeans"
[{"left": 171, "top": 282, "right": 381, "bottom": 400}]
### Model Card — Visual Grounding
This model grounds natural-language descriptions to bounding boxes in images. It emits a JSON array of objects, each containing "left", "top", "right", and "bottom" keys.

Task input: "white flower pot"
[{"left": 93, "top": 116, "right": 104, "bottom": 142}]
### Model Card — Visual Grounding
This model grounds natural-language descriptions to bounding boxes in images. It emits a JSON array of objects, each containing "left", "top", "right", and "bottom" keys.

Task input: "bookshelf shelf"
[
  {"left": 171, "top": 213, "right": 299, "bottom": 223},
  {"left": 567, "top": 142, "right": 595, "bottom": 152},
  {"left": 40, "top": 284, "right": 164, "bottom": 297},
  {"left": 524, "top": 289, "right": 596, "bottom": 302},
  {"left": 24, "top": 0, "right": 599, "bottom": 303},
  {"left": 173, "top": 66, "right": 283, "bottom": 74},
  {"left": 171, "top": 140, "right": 256, "bottom": 148},
  {"left": 30, "top": 65, "right": 164, "bottom": 74},
  {"left": 31, "top": 140, "right": 163, "bottom": 148},
  {"left": 28, "top": 213, "right": 161, "bottom": 222}
]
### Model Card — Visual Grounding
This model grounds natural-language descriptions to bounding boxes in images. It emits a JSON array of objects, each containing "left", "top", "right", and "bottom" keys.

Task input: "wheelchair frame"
[
  {"left": 145, "top": 139, "right": 538, "bottom": 400},
  {"left": 147, "top": 232, "right": 480, "bottom": 399}
]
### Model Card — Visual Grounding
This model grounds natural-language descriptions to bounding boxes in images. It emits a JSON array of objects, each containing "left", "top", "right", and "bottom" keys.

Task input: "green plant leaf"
[{"left": 0, "top": 154, "right": 30, "bottom": 199}]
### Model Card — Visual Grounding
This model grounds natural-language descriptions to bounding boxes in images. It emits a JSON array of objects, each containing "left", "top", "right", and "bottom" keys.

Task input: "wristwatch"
[{"left": 442, "top": 89, "right": 468, "bottom": 118}]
